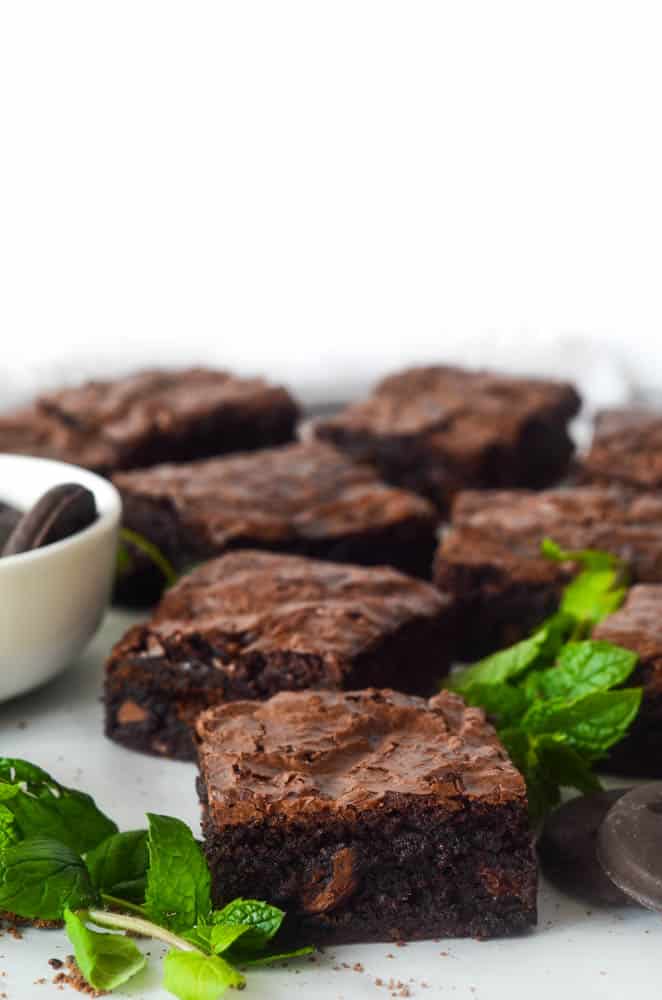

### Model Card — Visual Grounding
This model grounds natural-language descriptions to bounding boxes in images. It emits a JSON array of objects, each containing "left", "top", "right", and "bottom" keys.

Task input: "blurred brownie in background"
[
  {"left": 593, "top": 585, "right": 662, "bottom": 776},
  {"left": 434, "top": 486, "right": 662, "bottom": 661},
  {"left": 582, "top": 407, "right": 662, "bottom": 490},
  {"left": 313, "top": 366, "right": 581, "bottom": 513},
  {"left": 105, "top": 550, "right": 454, "bottom": 759},
  {"left": 0, "top": 368, "right": 299, "bottom": 475},
  {"left": 114, "top": 440, "right": 439, "bottom": 604}
]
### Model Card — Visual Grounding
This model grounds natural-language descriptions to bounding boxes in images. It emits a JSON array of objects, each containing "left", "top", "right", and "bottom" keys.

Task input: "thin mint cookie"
[
  {"left": 538, "top": 788, "right": 633, "bottom": 906},
  {"left": 2, "top": 483, "right": 97, "bottom": 556},
  {"left": 597, "top": 782, "right": 662, "bottom": 911},
  {"left": 0, "top": 502, "right": 22, "bottom": 549}
]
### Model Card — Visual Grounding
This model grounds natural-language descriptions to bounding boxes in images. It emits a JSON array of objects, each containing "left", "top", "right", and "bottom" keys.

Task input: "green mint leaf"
[
  {"left": 0, "top": 758, "right": 117, "bottom": 855},
  {"left": 533, "top": 736, "right": 602, "bottom": 795},
  {"left": 117, "top": 528, "right": 179, "bottom": 587},
  {"left": 209, "top": 923, "right": 251, "bottom": 955},
  {"left": 0, "top": 803, "right": 18, "bottom": 851},
  {"left": 526, "top": 641, "right": 638, "bottom": 701},
  {"left": 236, "top": 946, "right": 314, "bottom": 967},
  {"left": 540, "top": 538, "right": 621, "bottom": 571},
  {"left": 559, "top": 570, "right": 626, "bottom": 632},
  {"left": 85, "top": 830, "right": 148, "bottom": 904},
  {"left": 460, "top": 682, "right": 527, "bottom": 727},
  {"left": 64, "top": 908, "right": 146, "bottom": 991},
  {"left": 144, "top": 814, "right": 211, "bottom": 932},
  {"left": 447, "top": 627, "right": 550, "bottom": 693},
  {"left": 211, "top": 898, "right": 284, "bottom": 952},
  {"left": 163, "top": 949, "right": 244, "bottom": 1000},
  {"left": 498, "top": 728, "right": 560, "bottom": 822},
  {"left": 522, "top": 688, "right": 643, "bottom": 755},
  {"left": 0, "top": 837, "right": 97, "bottom": 920}
]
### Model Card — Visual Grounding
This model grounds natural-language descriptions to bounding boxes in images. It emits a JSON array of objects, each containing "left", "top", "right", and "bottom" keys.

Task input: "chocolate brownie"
[
  {"left": 582, "top": 407, "right": 662, "bottom": 490},
  {"left": 313, "top": 366, "right": 581, "bottom": 512},
  {"left": 113, "top": 441, "right": 439, "bottom": 603},
  {"left": 105, "top": 551, "right": 454, "bottom": 759},
  {"left": 195, "top": 688, "right": 537, "bottom": 945},
  {"left": 434, "top": 486, "right": 662, "bottom": 660},
  {"left": 0, "top": 368, "right": 298, "bottom": 475},
  {"left": 593, "top": 586, "right": 662, "bottom": 776}
]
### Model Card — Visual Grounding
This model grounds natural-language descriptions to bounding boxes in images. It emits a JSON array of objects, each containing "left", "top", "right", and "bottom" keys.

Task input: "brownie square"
[
  {"left": 593, "top": 585, "right": 662, "bottom": 776},
  {"left": 113, "top": 441, "right": 439, "bottom": 603},
  {"left": 0, "top": 368, "right": 298, "bottom": 475},
  {"left": 434, "top": 486, "right": 662, "bottom": 661},
  {"left": 195, "top": 688, "right": 537, "bottom": 945},
  {"left": 313, "top": 366, "right": 581, "bottom": 512},
  {"left": 105, "top": 551, "right": 454, "bottom": 760},
  {"left": 582, "top": 407, "right": 662, "bottom": 490}
]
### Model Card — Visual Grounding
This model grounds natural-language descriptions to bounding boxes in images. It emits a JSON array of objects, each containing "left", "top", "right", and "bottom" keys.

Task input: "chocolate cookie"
[
  {"left": 2, "top": 483, "right": 97, "bottom": 556},
  {"left": 597, "top": 783, "right": 662, "bottom": 910}
]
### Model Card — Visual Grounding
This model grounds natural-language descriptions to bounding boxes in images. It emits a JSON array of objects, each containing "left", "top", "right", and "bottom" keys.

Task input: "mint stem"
[
  {"left": 100, "top": 892, "right": 149, "bottom": 918},
  {"left": 87, "top": 908, "right": 201, "bottom": 953}
]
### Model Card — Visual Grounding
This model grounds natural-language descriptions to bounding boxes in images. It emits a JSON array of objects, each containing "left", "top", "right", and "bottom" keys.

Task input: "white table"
[{"left": 1, "top": 609, "right": 659, "bottom": 999}]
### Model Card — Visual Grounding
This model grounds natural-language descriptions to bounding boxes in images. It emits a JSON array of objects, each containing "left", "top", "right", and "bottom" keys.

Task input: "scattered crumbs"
[
  {"left": 34, "top": 977, "right": 48, "bottom": 985},
  {"left": 352, "top": 962, "right": 364, "bottom": 973},
  {"left": 376, "top": 979, "right": 383, "bottom": 987},
  {"left": 421, "top": 983, "right": 429, "bottom": 989},
  {"left": 386, "top": 953, "right": 395, "bottom": 959},
  {"left": 49, "top": 959, "right": 64, "bottom": 970},
  {"left": 333, "top": 965, "right": 342, "bottom": 972},
  {"left": 395, "top": 940, "right": 407, "bottom": 948},
  {"left": 53, "top": 955, "right": 106, "bottom": 996},
  {"left": 440, "top": 951, "right": 449, "bottom": 957},
  {"left": 341, "top": 962, "right": 350, "bottom": 969}
]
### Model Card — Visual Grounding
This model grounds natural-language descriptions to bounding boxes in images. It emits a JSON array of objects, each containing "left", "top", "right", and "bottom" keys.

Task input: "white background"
[{"left": 1, "top": 2, "right": 662, "bottom": 407}]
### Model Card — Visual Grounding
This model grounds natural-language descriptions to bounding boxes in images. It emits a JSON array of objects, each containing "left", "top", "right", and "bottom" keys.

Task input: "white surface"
[
  {"left": 0, "top": 456, "right": 121, "bottom": 702},
  {"left": 2, "top": 4, "right": 662, "bottom": 402},
  {"left": 0, "top": 610, "right": 660, "bottom": 999}
]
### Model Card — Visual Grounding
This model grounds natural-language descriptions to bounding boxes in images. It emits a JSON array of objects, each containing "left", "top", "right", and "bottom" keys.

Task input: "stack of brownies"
[{"left": 5, "top": 364, "right": 662, "bottom": 943}]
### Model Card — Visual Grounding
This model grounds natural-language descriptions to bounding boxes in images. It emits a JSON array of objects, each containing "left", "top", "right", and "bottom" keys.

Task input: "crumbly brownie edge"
[
  {"left": 197, "top": 796, "right": 537, "bottom": 944},
  {"left": 104, "top": 612, "right": 453, "bottom": 760}
]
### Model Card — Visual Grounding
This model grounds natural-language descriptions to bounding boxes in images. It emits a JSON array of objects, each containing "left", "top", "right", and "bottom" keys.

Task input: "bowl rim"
[{"left": 0, "top": 453, "right": 122, "bottom": 572}]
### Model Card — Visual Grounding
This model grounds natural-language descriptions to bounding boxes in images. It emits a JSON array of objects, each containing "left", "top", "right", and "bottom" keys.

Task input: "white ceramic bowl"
[{"left": 0, "top": 454, "right": 121, "bottom": 702}]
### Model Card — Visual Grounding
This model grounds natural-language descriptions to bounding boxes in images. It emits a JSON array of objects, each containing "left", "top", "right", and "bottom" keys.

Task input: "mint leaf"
[
  {"left": 461, "top": 682, "right": 527, "bottom": 727},
  {"left": 212, "top": 898, "right": 284, "bottom": 952},
  {"left": 447, "top": 627, "right": 550, "bottom": 692},
  {"left": 559, "top": 570, "right": 626, "bottom": 632},
  {"left": 163, "top": 949, "right": 244, "bottom": 1000},
  {"left": 117, "top": 528, "right": 178, "bottom": 587},
  {"left": 0, "top": 837, "right": 97, "bottom": 920},
  {"left": 540, "top": 538, "right": 621, "bottom": 571},
  {"left": 0, "top": 803, "right": 17, "bottom": 851},
  {"left": 526, "top": 641, "right": 638, "bottom": 701},
  {"left": 522, "top": 688, "right": 642, "bottom": 756},
  {"left": 0, "top": 759, "right": 117, "bottom": 855},
  {"left": 64, "top": 908, "right": 146, "bottom": 991},
  {"left": 144, "top": 814, "right": 211, "bottom": 932},
  {"left": 85, "top": 830, "right": 148, "bottom": 904},
  {"left": 533, "top": 736, "right": 602, "bottom": 795},
  {"left": 209, "top": 923, "right": 251, "bottom": 955}
]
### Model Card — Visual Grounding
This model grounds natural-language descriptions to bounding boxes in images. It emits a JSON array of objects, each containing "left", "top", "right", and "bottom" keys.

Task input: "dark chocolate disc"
[
  {"left": 537, "top": 788, "right": 633, "bottom": 906},
  {"left": 597, "top": 782, "right": 662, "bottom": 911},
  {"left": 2, "top": 483, "right": 97, "bottom": 556},
  {"left": 0, "top": 502, "right": 22, "bottom": 549}
]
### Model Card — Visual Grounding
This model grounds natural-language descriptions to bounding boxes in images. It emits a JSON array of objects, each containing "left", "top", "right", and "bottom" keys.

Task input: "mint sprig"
[
  {"left": 0, "top": 760, "right": 313, "bottom": 998},
  {"left": 445, "top": 540, "right": 640, "bottom": 821}
]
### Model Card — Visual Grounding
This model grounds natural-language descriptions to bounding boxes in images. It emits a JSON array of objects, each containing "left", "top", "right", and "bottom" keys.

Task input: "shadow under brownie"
[
  {"left": 314, "top": 365, "right": 581, "bottom": 513},
  {"left": 434, "top": 485, "right": 662, "bottom": 661},
  {"left": 105, "top": 550, "right": 454, "bottom": 759},
  {"left": 195, "top": 688, "right": 537, "bottom": 945},
  {"left": 113, "top": 440, "right": 439, "bottom": 604}
]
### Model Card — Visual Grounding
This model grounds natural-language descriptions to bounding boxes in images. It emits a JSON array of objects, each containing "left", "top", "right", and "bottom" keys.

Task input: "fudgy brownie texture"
[
  {"left": 0, "top": 368, "right": 298, "bottom": 475},
  {"left": 313, "top": 366, "right": 581, "bottom": 512},
  {"left": 105, "top": 551, "right": 454, "bottom": 760},
  {"left": 195, "top": 688, "right": 537, "bottom": 945},
  {"left": 593, "top": 585, "right": 662, "bottom": 776},
  {"left": 435, "top": 486, "right": 662, "bottom": 661},
  {"left": 113, "top": 441, "right": 439, "bottom": 603},
  {"left": 582, "top": 407, "right": 662, "bottom": 490}
]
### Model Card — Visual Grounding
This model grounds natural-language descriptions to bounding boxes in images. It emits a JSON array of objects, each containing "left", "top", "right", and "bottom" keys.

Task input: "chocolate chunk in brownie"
[
  {"left": 0, "top": 368, "right": 298, "bottom": 475},
  {"left": 313, "top": 366, "right": 580, "bottom": 512},
  {"left": 113, "top": 441, "right": 439, "bottom": 603},
  {"left": 105, "top": 551, "right": 454, "bottom": 759},
  {"left": 195, "top": 687, "right": 537, "bottom": 945},
  {"left": 582, "top": 407, "right": 662, "bottom": 491},
  {"left": 593, "top": 586, "right": 662, "bottom": 776},
  {"left": 434, "top": 486, "right": 662, "bottom": 660}
]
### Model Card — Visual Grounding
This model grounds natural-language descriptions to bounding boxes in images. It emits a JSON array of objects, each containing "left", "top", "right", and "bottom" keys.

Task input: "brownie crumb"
[
  {"left": 49, "top": 958, "right": 64, "bottom": 970},
  {"left": 53, "top": 956, "right": 107, "bottom": 996},
  {"left": 353, "top": 962, "right": 364, "bottom": 972}
]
